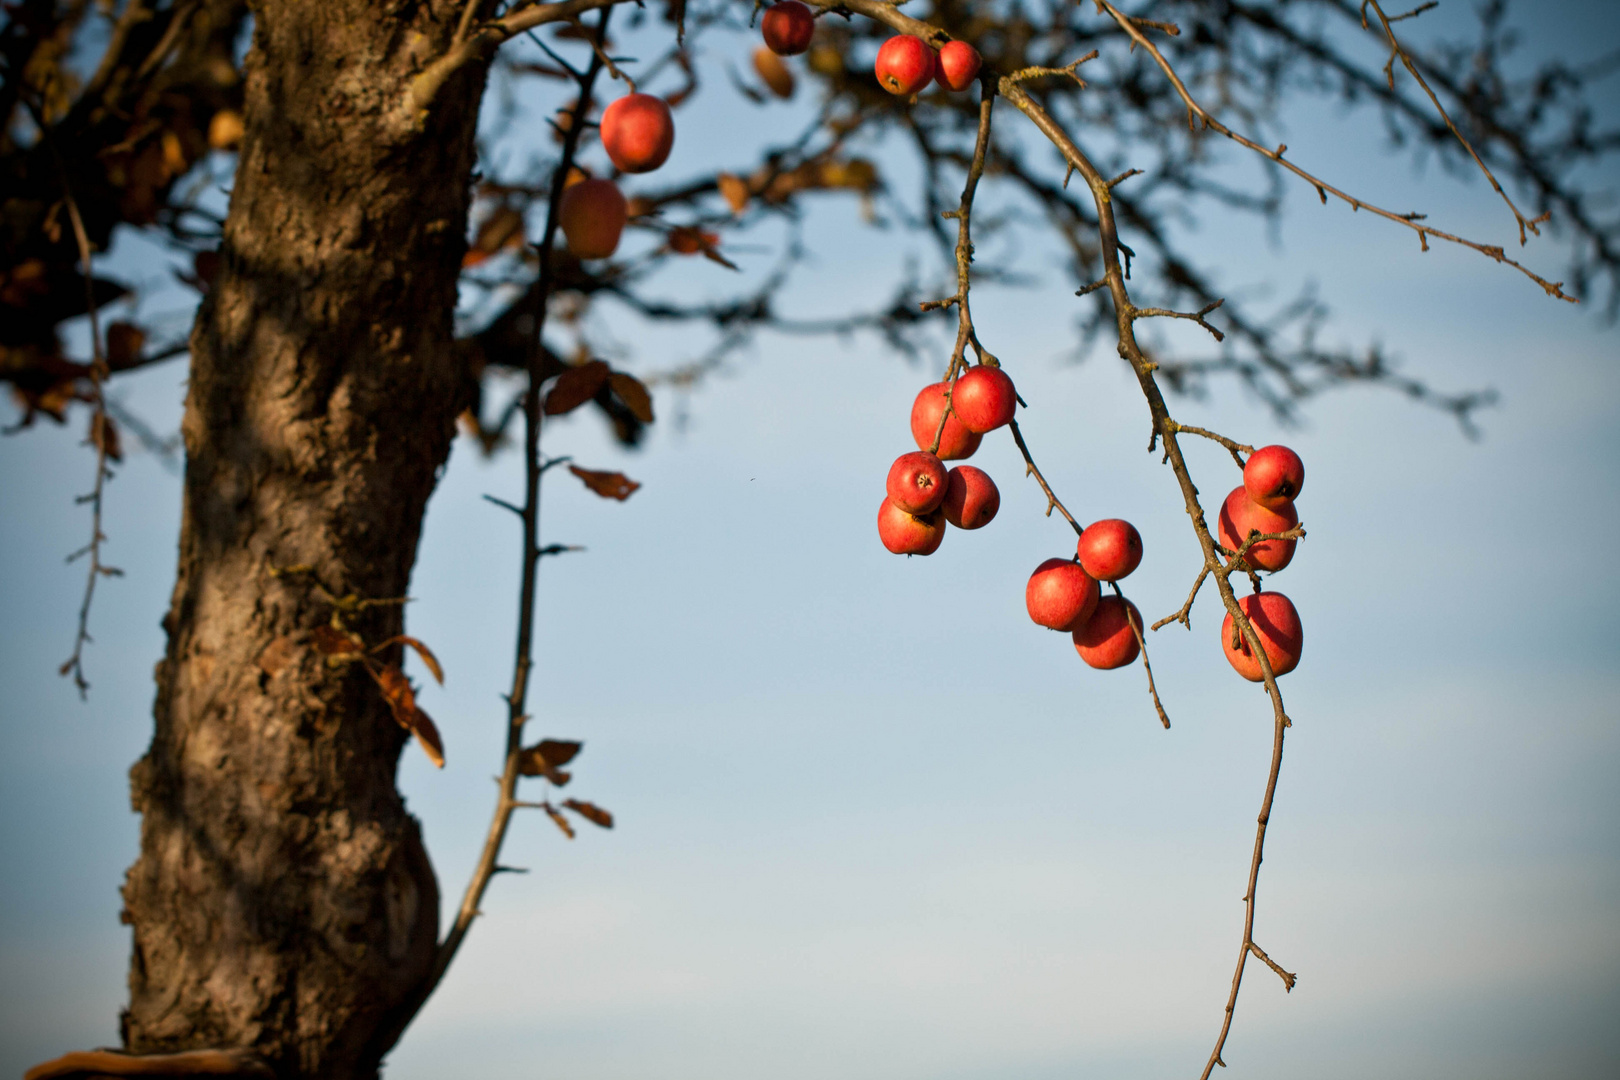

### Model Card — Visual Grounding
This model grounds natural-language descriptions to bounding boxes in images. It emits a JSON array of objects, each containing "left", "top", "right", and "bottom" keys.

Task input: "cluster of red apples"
[
  {"left": 764, "top": 2, "right": 984, "bottom": 95},
  {"left": 881, "top": 362, "right": 1309, "bottom": 683},
  {"left": 878, "top": 366, "right": 1016, "bottom": 555},
  {"left": 1214, "top": 446, "right": 1307, "bottom": 682}
]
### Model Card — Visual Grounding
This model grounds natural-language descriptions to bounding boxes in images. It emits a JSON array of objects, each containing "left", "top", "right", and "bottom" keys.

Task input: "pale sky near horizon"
[{"left": 3, "top": 4, "right": 1618, "bottom": 1079}]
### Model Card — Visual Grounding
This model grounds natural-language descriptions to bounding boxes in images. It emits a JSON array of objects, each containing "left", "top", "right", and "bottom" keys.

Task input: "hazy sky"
[{"left": 3, "top": 4, "right": 1618, "bottom": 1079}]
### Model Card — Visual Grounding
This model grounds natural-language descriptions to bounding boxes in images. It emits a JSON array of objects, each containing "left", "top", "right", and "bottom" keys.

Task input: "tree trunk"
[{"left": 120, "top": 4, "right": 485, "bottom": 1076}]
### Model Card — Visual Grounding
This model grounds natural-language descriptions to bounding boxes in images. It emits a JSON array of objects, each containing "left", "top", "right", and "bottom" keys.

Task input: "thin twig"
[
  {"left": 1112, "top": 583, "right": 1170, "bottom": 729},
  {"left": 1362, "top": 0, "right": 1547, "bottom": 245},
  {"left": 1006, "top": 419, "right": 1084, "bottom": 534},
  {"left": 425, "top": 7, "right": 612, "bottom": 1001},
  {"left": 1092, "top": 0, "right": 1575, "bottom": 303},
  {"left": 926, "top": 79, "right": 996, "bottom": 455},
  {"left": 28, "top": 98, "right": 119, "bottom": 698}
]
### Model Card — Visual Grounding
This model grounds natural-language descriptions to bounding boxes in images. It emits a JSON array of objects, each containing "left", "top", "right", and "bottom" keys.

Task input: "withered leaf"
[
  {"left": 372, "top": 634, "right": 444, "bottom": 684},
  {"left": 717, "top": 173, "right": 750, "bottom": 215},
  {"left": 516, "top": 741, "right": 574, "bottom": 785},
  {"left": 89, "top": 411, "right": 122, "bottom": 462},
  {"left": 562, "top": 799, "right": 614, "bottom": 829},
  {"left": 369, "top": 664, "right": 446, "bottom": 768},
  {"left": 105, "top": 322, "right": 146, "bottom": 369},
  {"left": 607, "top": 372, "right": 655, "bottom": 423},
  {"left": 753, "top": 47, "right": 795, "bottom": 99},
  {"left": 544, "top": 359, "right": 611, "bottom": 416},
  {"left": 463, "top": 205, "right": 527, "bottom": 268},
  {"left": 568, "top": 465, "right": 640, "bottom": 501},
  {"left": 543, "top": 802, "right": 576, "bottom": 839},
  {"left": 208, "top": 109, "right": 245, "bottom": 150},
  {"left": 537, "top": 738, "right": 583, "bottom": 767},
  {"left": 701, "top": 246, "right": 740, "bottom": 271},
  {"left": 8, "top": 379, "right": 81, "bottom": 426},
  {"left": 310, "top": 624, "right": 364, "bottom": 659}
]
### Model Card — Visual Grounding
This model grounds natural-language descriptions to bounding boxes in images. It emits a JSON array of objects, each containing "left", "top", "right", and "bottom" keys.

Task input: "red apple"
[
  {"left": 950, "top": 365, "right": 1016, "bottom": 433},
  {"left": 910, "top": 382, "right": 982, "bottom": 460},
  {"left": 761, "top": 0, "right": 815, "bottom": 55},
  {"left": 941, "top": 465, "right": 999, "bottom": 529},
  {"left": 599, "top": 93, "right": 675, "bottom": 174},
  {"left": 1217, "top": 486, "right": 1297, "bottom": 572},
  {"left": 1072, "top": 595, "right": 1142, "bottom": 670},
  {"left": 878, "top": 497, "right": 945, "bottom": 555},
  {"left": 1221, "top": 592, "right": 1303, "bottom": 682},
  {"left": 1243, "top": 445, "right": 1305, "bottom": 510},
  {"left": 1026, "top": 558, "right": 1100, "bottom": 632},
  {"left": 875, "top": 34, "right": 935, "bottom": 96},
  {"left": 1076, "top": 519, "right": 1142, "bottom": 581},
  {"left": 934, "top": 40, "right": 982, "bottom": 91},
  {"left": 886, "top": 451, "right": 947, "bottom": 515},
  {"left": 557, "top": 178, "right": 627, "bottom": 259}
]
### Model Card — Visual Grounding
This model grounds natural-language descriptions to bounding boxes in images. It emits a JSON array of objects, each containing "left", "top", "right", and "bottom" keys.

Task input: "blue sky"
[{"left": 2, "top": 3, "right": 1618, "bottom": 1078}]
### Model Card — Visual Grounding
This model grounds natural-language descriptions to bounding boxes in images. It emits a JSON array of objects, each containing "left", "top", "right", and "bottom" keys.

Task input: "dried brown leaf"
[
  {"left": 562, "top": 799, "right": 614, "bottom": 829},
  {"left": 310, "top": 624, "right": 364, "bottom": 659},
  {"left": 537, "top": 738, "right": 583, "bottom": 767},
  {"left": 544, "top": 359, "right": 611, "bottom": 416},
  {"left": 568, "top": 465, "right": 640, "bottom": 501},
  {"left": 607, "top": 372, "right": 655, "bottom": 423},
  {"left": 516, "top": 743, "right": 573, "bottom": 785},
  {"left": 701, "top": 246, "right": 740, "bottom": 271},
  {"left": 369, "top": 664, "right": 445, "bottom": 768},
  {"left": 208, "top": 109, "right": 245, "bottom": 150},
  {"left": 105, "top": 322, "right": 146, "bottom": 368},
  {"left": 717, "top": 172, "right": 750, "bottom": 215},
  {"left": 543, "top": 802, "right": 576, "bottom": 839},
  {"left": 464, "top": 205, "right": 527, "bottom": 268},
  {"left": 372, "top": 634, "right": 444, "bottom": 684},
  {"left": 753, "top": 47, "right": 795, "bottom": 99},
  {"left": 89, "top": 411, "right": 122, "bottom": 462}
]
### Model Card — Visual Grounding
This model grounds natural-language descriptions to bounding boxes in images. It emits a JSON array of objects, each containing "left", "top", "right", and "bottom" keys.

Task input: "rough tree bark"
[{"left": 118, "top": 3, "right": 486, "bottom": 1076}]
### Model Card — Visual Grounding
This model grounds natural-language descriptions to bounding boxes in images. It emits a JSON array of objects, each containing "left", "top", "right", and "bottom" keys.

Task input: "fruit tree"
[{"left": 2, "top": 0, "right": 1616, "bottom": 1077}]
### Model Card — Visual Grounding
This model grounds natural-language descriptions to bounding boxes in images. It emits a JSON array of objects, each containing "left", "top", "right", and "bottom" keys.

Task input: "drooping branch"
[{"left": 999, "top": 76, "right": 1297, "bottom": 1079}]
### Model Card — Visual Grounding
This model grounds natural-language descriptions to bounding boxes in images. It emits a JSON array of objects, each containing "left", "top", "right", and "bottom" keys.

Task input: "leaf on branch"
[
  {"left": 369, "top": 663, "right": 445, "bottom": 768},
  {"left": 7, "top": 378, "right": 83, "bottom": 427},
  {"left": 544, "top": 359, "right": 611, "bottom": 415},
  {"left": 463, "top": 206, "right": 527, "bottom": 269},
  {"left": 371, "top": 634, "right": 444, "bottom": 684},
  {"left": 717, "top": 173, "right": 751, "bottom": 215},
  {"left": 88, "top": 411, "right": 122, "bottom": 462},
  {"left": 568, "top": 464, "right": 640, "bottom": 500},
  {"left": 208, "top": 109, "right": 245, "bottom": 150},
  {"left": 105, "top": 322, "right": 146, "bottom": 369},
  {"left": 562, "top": 799, "right": 614, "bottom": 829},
  {"left": 537, "top": 738, "right": 583, "bottom": 767},
  {"left": 543, "top": 802, "right": 576, "bottom": 839},
  {"left": 608, "top": 372, "right": 655, "bottom": 422},
  {"left": 516, "top": 739, "right": 580, "bottom": 784},
  {"left": 753, "top": 47, "right": 795, "bottom": 99},
  {"left": 310, "top": 624, "right": 365, "bottom": 661}
]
